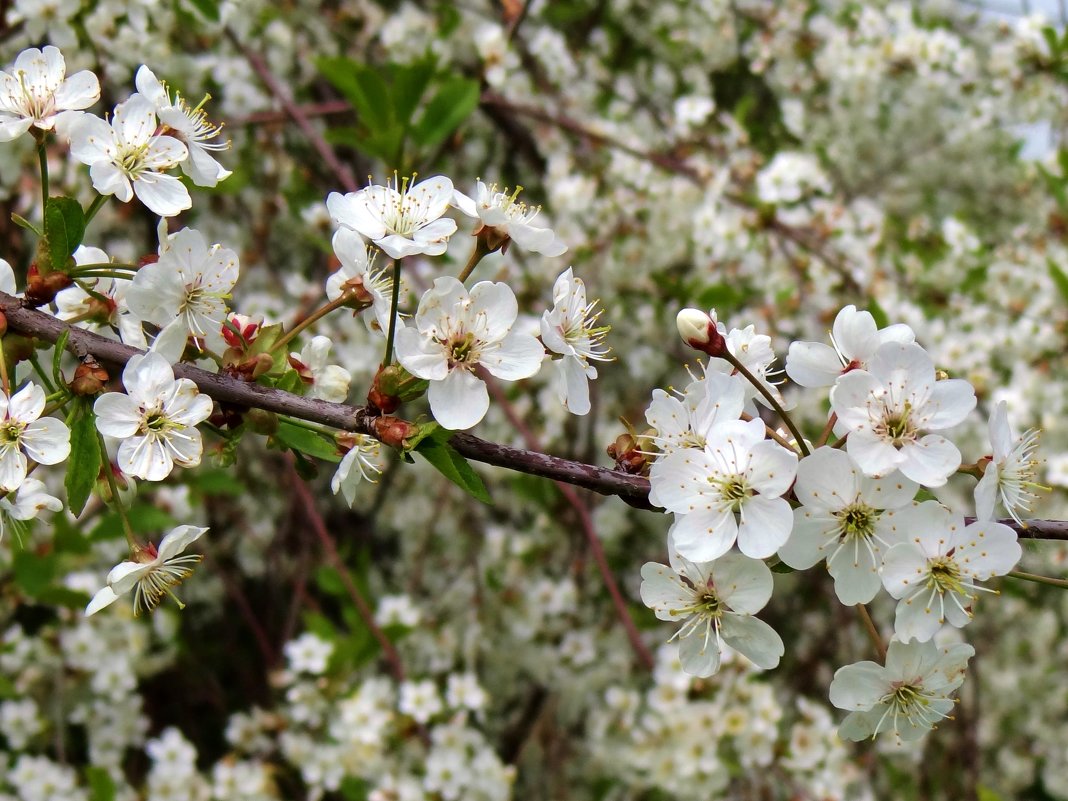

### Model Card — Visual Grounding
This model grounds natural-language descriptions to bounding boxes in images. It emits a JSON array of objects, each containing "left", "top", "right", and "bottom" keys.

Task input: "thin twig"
[
  {"left": 481, "top": 373, "right": 654, "bottom": 671},
  {"left": 856, "top": 604, "right": 886, "bottom": 662},
  {"left": 286, "top": 457, "right": 405, "bottom": 681},
  {"left": 2, "top": 294, "right": 1067, "bottom": 540},
  {"left": 226, "top": 28, "right": 358, "bottom": 193}
]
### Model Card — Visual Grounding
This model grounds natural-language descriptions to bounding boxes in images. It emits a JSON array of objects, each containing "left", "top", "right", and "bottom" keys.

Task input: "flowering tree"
[{"left": 2, "top": 3, "right": 1068, "bottom": 801}]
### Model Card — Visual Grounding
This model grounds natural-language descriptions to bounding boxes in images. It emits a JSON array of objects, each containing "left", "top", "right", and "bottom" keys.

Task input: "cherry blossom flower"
[
  {"left": 0, "top": 478, "right": 62, "bottom": 542},
  {"left": 974, "top": 400, "right": 1042, "bottom": 525},
  {"left": 0, "top": 45, "right": 99, "bottom": 141},
  {"left": 94, "top": 352, "right": 214, "bottom": 481},
  {"left": 880, "top": 501, "right": 1020, "bottom": 642},
  {"left": 453, "top": 180, "right": 567, "bottom": 256},
  {"left": 327, "top": 228, "right": 393, "bottom": 334},
  {"left": 288, "top": 336, "right": 351, "bottom": 403},
  {"left": 649, "top": 417, "right": 797, "bottom": 561},
  {"left": 778, "top": 447, "right": 918, "bottom": 605},
  {"left": 829, "top": 639, "right": 974, "bottom": 741},
  {"left": 644, "top": 370, "right": 746, "bottom": 457},
  {"left": 539, "top": 268, "right": 611, "bottom": 415},
  {"left": 125, "top": 227, "right": 240, "bottom": 362},
  {"left": 830, "top": 341, "right": 976, "bottom": 487},
  {"left": 53, "top": 245, "right": 146, "bottom": 347},
  {"left": 68, "top": 94, "right": 190, "bottom": 217},
  {"left": 709, "top": 324, "right": 791, "bottom": 412},
  {"left": 785, "top": 305, "right": 915, "bottom": 388},
  {"left": 135, "top": 65, "right": 231, "bottom": 187},
  {"left": 0, "top": 382, "right": 70, "bottom": 492},
  {"left": 395, "top": 277, "right": 544, "bottom": 430},
  {"left": 85, "top": 525, "right": 207, "bottom": 616},
  {"left": 328, "top": 174, "right": 456, "bottom": 259},
  {"left": 640, "top": 549, "right": 783, "bottom": 678},
  {"left": 331, "top": 434, "right": 383, "bottom": 507}
]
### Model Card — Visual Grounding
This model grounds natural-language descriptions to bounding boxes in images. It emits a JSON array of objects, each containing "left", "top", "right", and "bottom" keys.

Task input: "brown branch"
[
  {"left": 287, "top": 456, "right": 405, "bottom": 681},
  {"left": 226, "top": 28, "right": 359, "bottom": 194},
  {"left": 2, "top": 293, "right": 1066, "bottom": 541}
]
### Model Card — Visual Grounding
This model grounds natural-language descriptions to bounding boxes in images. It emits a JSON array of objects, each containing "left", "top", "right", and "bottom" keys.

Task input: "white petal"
[
  {"left": 427, "top": 369, "right": 489, "bottom": 430},
  {"left": 719, "top": 614, "right": 783, "bottom": 670},
  {"left": 736, "top": 495, "right": 793, "bottom": 558}
]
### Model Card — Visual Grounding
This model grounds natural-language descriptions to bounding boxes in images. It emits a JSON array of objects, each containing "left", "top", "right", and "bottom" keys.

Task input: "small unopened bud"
[
  {"left": 221, "top": 313, "right": 262, "bottom": 350},
  {"left": 607, "top": 432, "right": 652, "bottom": 475},
  {"left": 368, "top": 364, "right": 428, "bottom": 413},
  {"left": 25, "top": 267, "right": 73, "bottom": 307},
  {"left": 676, "top": 308, "right": 726, "bottom": 357},
  {"left": 935, "top": 369, "right": 950, "bottom": 381},
  {"left": 70, "top": 357, "right": 109, "bottom": 396},
  {"left": 245, "top": 408, "right": 278, "bottom": 435},
  {"left": 0, "top": 310, "right": 7, "bottom": 338},
  {"left": 138, "top": 253, "right": 160, "bottom": 268},
  {"left": 372, "top": 415, "right": 419, "bottom": 449}
]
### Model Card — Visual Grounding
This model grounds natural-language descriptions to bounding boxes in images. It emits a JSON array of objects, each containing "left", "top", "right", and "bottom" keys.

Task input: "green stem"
[
  {"left": 37, "top": 141, "right": 48, "bottom": 211},
  {"left": 1007, "top": 570, "right": 1068, "bottom": 590},
  {"left": 457, "top": 239, "right": 491, "bottom": 283},
  {"left": 273, "top": 294, "right": 354, "bottom": 354},
  {"left": 70, "top": 262, "right": 139, "bottom": 275},
  {"left": 721, "top": 351, "right": 810, "bottom": 457},
  {"left": 281, "top": 415, "right": 338, "bottom": 437},
  {"left": 84, "top": 195, "right": 108, "bottom": 224},
  {"left": 383, "top": 258, "right": 403, "bottom": 366},
  {"left": 98, "top": 431, "right": 136, "bottom": 548},
  {"left": 28, "top": 353, "right": 56, "bottom": 394},
  {"left": 42, "top": 396, "right": 71, "bottom": 417},
  {"left": 71, "top": 270, "right": 140, "bottom": 281}
]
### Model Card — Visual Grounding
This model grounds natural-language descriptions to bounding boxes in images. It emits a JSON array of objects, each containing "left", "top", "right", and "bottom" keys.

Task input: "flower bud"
[
  {"left": 368, "top": 364, "right": 428, "bottom": 413},
  {"left": 70, "top": 357, "right": 109, "bottom": 396},
  {"left": 607, "top": 431, "right": 652, "bottom": 475},
  {"left": 676, "top": 308, "right": 726, "bottom": 357},
  {"left": 372, "top": 415, "right": 420, "bottom": 449},
  {"left": 24, "top": 265, "right": 73, "bottom": 307},
  {"left": 0, "top": 311, "right": 7, "bottom": 338}
]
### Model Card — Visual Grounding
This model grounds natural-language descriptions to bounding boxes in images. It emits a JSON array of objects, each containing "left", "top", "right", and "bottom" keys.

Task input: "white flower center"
[{"left": 376, "top": 176, "right": 437, "bottom": 237}]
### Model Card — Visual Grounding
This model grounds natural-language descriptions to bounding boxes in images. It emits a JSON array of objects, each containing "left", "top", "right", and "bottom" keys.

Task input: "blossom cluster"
[{"left": 640, "top": 304, "right": 1033, "bottom": 741}]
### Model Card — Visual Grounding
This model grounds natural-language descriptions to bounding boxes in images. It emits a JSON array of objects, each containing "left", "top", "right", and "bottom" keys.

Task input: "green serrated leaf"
[
  {"left": 86, "top": 766, "right": 117, "bottom": 801},
  {"left": 274, "top": 420, "right": 341, "bottom": 462},
  {"left": 44, "top": 196, "right": 86, "bottom": 273},
  {"left": 65, "top": 399, "right": 102, "bottom": 516},
  {"left": 411, "top": 76, "right": 480, "bottom": 148},
  {"left": 415, "top": 437, "right": 491, "bottom": 504},
  {"left": 316, "top": 57, "right": 394, "bottom": 131},
  {"left": 1049, "top": 259, "right": 1068, "bottom": 304},
  {"left": 13, "top": 550, "right": 57, "bottom": 597},
  {"left": 182, "top": 0, "right": 219, "bottom": 21}
]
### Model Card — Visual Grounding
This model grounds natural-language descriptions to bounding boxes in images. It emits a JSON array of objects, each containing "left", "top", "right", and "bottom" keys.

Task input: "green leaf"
[
  {"left": 10, "top": 213, "right": 42, "bottom": 237},
  {"left": 86, "top": 766, "right": 117, "bottom": 801},
  {"left": 188, "top": 468, "right": 245, "bottom": 497},
  {"left": 13, "top": 550, "right": 57, "bottom": 597},
  {"left": 182, "top": 0, "right": 219, "bottom": 21},
  {"left": 65, "top": 399, "right": 102, "bottom": 516},
  {"left": 315, "top": 566, "right": 347, "bottom": 597},
  {"left": 411, "top": 76, "right": 480, "bottom": 148},
  {"left": 36, "top": 586, "right": 90, "bottom": 608},
  {"left": 274, "top": 420, "right": 341, "bottom": 462},
  {"left": 43, "top": 196, "right": 86, "bottom": 273},
  {"left": 316, "top": 57, "right": 394, "bottom": 131},
  {"left": 414, "top": 436, "right": 491, "bottom": 504},
  {"left": 390, "top": 58, "right": 437, "bottom": 128},
  {"left": 866, "top": 298, "right": 889, "bottom": 330},
  {"left": 1049, "top": 259, "right": 1068, "bottom": 304},
  {"left": 127, "top": 503, "right": 177, "bottom": 534}
]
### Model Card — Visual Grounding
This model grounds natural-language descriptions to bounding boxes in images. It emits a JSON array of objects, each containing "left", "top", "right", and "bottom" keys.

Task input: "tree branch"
[{"left": 2, "top": 293, "right": 1065, "bottom": 541}]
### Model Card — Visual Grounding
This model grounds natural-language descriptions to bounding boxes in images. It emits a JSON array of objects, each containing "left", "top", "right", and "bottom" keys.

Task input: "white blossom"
[
  {"left": 94, "top": 352, "right": 214, "bottom": 481},
  {"left": 829, "top": 639, "right": 974, "bottom": 741},
  {"left": 830, "top": 341, "right": 975, "bottom": 487},
  {"left": 395, "top": 277, "right": 543, "bottom": 430},
  {"left": 539, "top": 267, "right": 610, "bottom": 415},
  {"left": 0, "top": 45, "right": 98, "bottom": 141},
  {"left": 86, "top": 525, "right": 208, "bottom": 616},
  {"left": 328, "top": 174, "right": 456, "bottom": 259},
  {"left": 640, "top": 550, "right": 783, "bottom": 677},
  {"left": 0, "top": 382, "right": 70, "bottom": 492},
  {"left": 453, "top": 180, "right": 567, "bottom": 256},
  {"left": 974, "top": 400, "right": 1042, "bottom": 525},
  {"left": 68, "top": 94, "right": 190, "bottom": 217}
]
